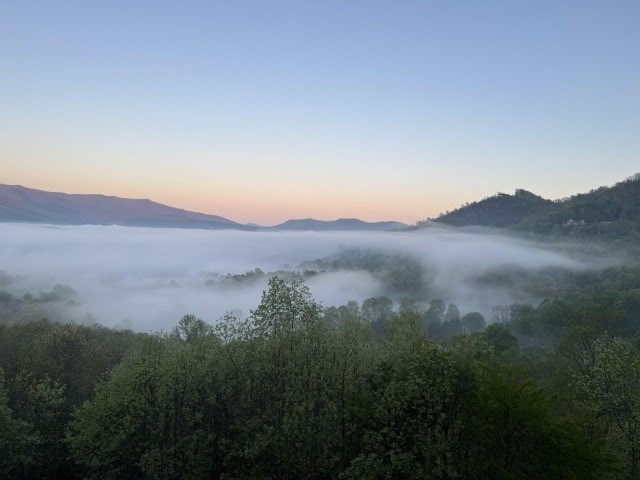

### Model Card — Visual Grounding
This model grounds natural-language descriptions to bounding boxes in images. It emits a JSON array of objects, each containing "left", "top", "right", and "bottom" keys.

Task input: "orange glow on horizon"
[{"left": 1, "top": 170, "right": 448, "bottom": 226}]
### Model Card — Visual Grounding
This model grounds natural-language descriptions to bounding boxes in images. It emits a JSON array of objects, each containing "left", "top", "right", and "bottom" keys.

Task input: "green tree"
[
  {"left": 9, "top": 371, "right": 65, "bottom": 479},
  {"left": 399, "top": 296, "right": 422, "bottom": 315},
  {"left": 424, "top": 299, "right": 445, "bottom": 322},
  {"left": 68, "top": 323, "right": 226, "bottom": 480},
  {"left": 509, "top": 303, "right": 538, "bottom": 337},
  {"left": 345, "top": 312, "right": 474, "bottom": 479},
  {"left": 361, "top": 296, "right": 393, "bottom": 324},
  {"left": 482, "top": 323, "right": 518, "bottom": 356},
  {"left": 445, "top": 303, "right": 460, "bottom": 322},
  {"left": 573, "top": 337, "right": 640, "bottom": 479},
  {"left": 225, "top": 277, "right": 349, "bottom": 479},
  {"left": 250, "top": 276, "right": 322, "bottom": 337},
  {"left": 461, "top": 312, "right": 486, "bottom": 333},
  {"left": 471, "top": 363, "right": 611, "bottom": 480},
  {"left": 0, "top": 369, "right": 39, "bottom": 478}
]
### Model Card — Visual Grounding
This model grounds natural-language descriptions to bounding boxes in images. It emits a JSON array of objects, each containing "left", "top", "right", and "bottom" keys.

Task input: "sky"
[{"left": 1, "top": 1, "right": 638, "bottom": 225}]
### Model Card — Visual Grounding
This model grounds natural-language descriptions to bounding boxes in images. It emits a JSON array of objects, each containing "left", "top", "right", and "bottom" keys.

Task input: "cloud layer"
[{"left": 0, "top": 223, "right": 590, "bottom": 331}]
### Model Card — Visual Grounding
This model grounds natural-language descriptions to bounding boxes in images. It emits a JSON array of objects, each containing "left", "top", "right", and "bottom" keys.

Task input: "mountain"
[
  {"left": 435, "top": 189, "right": 553, "bottom": 228},
  {"left": 0, "top": 184, "right": 406, "bottom": 231},
  {"left": 268, "top": 218, "right": 406, "bottom": 231},
  {"left": 431, "top": 173, "right": 640, "bottom": 239},
  {"left": 519, "top": 173, "right": 640, "bottom": 227},
  {"left": 0, "top": 184, "right": 245, "bottom": 229}
]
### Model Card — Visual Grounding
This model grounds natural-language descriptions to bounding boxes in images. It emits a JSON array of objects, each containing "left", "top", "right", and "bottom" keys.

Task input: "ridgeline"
[{"left": 430, "top": 173, "right": 640, "bottom": 240}]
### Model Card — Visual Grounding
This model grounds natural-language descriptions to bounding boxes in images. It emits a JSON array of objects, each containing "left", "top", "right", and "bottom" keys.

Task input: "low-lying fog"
[{"left": 0, "top": 223, "right": 596, "bottom": 331}]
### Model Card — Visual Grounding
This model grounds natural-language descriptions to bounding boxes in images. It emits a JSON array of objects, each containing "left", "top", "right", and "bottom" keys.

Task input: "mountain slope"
[
  {"left": 432, "top": 173, "right": 640, "bottom": 238},
  {"left": 521, "top": 173, "right": 640, "bottom": 226},
  {"left": 435, "top": 189, "right": 553, "bottom": 228},
  {"left": 0, "top": 184, "right": 245, "bottom": 229}
]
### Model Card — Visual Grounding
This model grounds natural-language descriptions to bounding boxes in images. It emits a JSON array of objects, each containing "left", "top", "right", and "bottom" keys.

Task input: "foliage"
[
  {"left": 345, "top": 314, "right": 474, "bottom": 480},
  {"left": 309, "top": 248, "right": 427, "bottom": 296},
  {"left": 568, "top": 336, "right": 640, "bottom": 479},
  {"left": 0, "top": 320, "right": 141, "bottom": 478},
  {"left": 436, "top": 188, "right": 553, "bottom": 228},
  {"left": 461, "top": 312, "right": 486, "bottom": 332},
  {"left": 2, "top": 275, "right": 636, "bottom": 479},
  {"left": 431, "top": 172, "right": 640, "bottom": 243},
  {"left": 0, "top": 368, "right": 39, "bottom": 478}
]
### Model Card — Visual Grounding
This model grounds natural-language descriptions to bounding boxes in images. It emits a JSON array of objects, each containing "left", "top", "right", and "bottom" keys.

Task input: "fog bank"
[{"left": 0, "top": 223, "right": 591, "bottom": 331}]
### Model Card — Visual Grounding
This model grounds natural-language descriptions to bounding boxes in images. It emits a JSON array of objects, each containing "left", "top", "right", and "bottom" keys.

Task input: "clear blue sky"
[{"left": 1, "top": 0, "right": 638, "bottom": 224}]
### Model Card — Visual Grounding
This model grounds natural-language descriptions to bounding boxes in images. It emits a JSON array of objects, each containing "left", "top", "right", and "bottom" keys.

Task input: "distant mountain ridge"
[
  {"left": 431, "top": 173, "right": 640, "bottom": 238},
  {"left": 268, "top": 218, "right": 405, "bottom": 231},
  {"left": 0, "top": 184, "right": 244, "bottom": 229},
  {"left": 0, "top": 184, "right": 405, "bottom": 231}
]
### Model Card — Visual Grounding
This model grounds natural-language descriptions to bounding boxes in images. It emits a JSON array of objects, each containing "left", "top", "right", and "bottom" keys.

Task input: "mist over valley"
[{"left": 0, "top": 222, "right": 605, "bottom": 331}]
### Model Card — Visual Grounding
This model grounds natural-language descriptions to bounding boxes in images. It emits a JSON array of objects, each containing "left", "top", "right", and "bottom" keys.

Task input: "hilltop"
[
  {"left": 435, "top": 189, "right": 553, "bottom": 228},
  {"left": 431, "top": 173, "right": 640, "bottom": 239}
]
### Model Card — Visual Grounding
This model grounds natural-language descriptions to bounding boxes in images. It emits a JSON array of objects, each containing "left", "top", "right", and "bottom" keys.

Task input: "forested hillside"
[
  {"left": 2, "top": 270, "right": 640, "bottom": 479},
  {"left": 433, "top": 173, "right": 640, "bottom": 239},
  {"left": 436, "top": 189, "right": 552, "bottom": 228}
]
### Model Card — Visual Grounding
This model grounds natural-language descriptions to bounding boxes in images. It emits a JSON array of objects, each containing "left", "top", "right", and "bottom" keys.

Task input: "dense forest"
[
  {"left": 1, "top": 262, "right": 640, "bottom": 479},
  {"left": 432, "top": 173, "right": 640, "bottom": 242}
]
